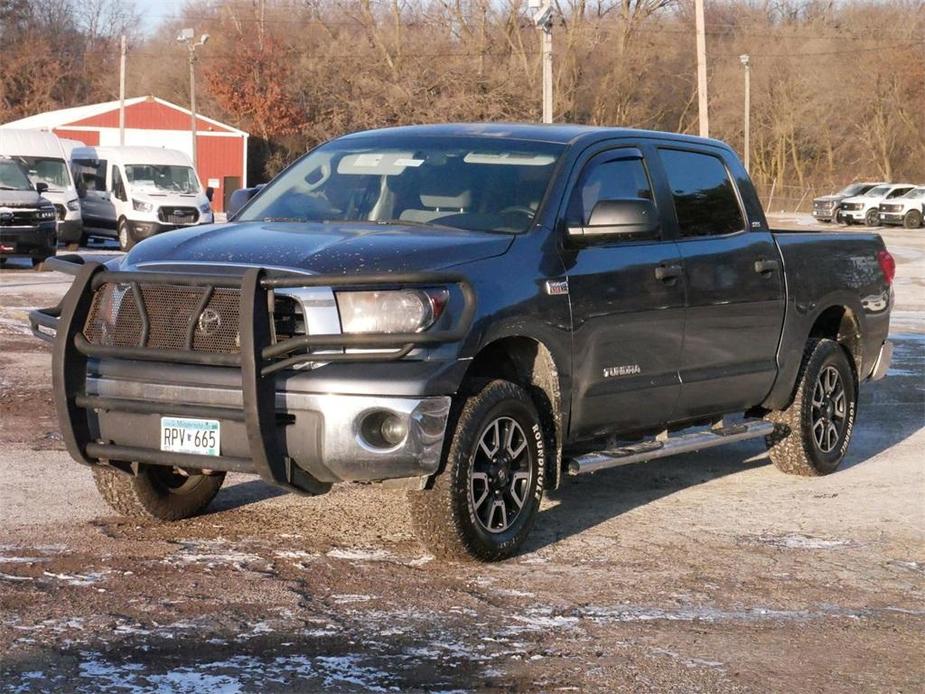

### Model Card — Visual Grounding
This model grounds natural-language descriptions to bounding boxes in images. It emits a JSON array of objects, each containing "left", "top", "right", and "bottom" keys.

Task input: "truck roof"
[
  {"left": 0, "top": 129, "right": 70, "bottom": 159},
  {"left": 338, "top": 122, "right": 729, "bottom": 149},
  {"left": 70, "top": 145, "right": 195, "bottom": 167}
]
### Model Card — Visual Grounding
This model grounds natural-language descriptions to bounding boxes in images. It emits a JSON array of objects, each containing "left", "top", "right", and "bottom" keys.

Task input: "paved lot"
[{"left": 0, "top": 217, "right": 922, "bottom": 692}]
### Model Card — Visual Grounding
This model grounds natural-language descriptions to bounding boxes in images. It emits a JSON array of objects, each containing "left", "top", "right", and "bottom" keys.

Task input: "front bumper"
[
  {"left": 29, "top": 259, "right": 474, "bottom": 495},
  {"left": 0, "top": 224, "right": 56, "bottom": 258},
  {"left": 879, "top": 212, "right": 905, "bottom": 225},
  {"left": 840, "top": 209, "right": 868, "bottom": 222},
  {"left": 85, "top": 374, "right": 451, "bottom": 483},
  {"left": 812, "top": 208, "right": 837, "bottom": 220}
]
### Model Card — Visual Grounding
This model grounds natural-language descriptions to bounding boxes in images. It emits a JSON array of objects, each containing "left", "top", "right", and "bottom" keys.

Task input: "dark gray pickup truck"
[{"left": 31, "top": 124, "right": 895, "bottom": 561}]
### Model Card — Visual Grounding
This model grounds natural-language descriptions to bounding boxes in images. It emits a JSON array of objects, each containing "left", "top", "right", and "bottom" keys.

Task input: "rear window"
[{"left": 658, "top": 149, "right": 745, "bottom": 237}]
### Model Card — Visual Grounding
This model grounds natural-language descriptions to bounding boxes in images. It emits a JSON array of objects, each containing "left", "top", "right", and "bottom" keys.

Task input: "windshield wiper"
[
  {"left": 0, "top": 185, "right": 23, "bottom": 190},
  {"left": 373, "top": 219, "right": 455, "bottom": 230}
]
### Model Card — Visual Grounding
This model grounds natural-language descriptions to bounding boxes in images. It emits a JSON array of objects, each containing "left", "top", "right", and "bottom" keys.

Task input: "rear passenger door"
[
  {"left": 655, "top": 146, "right": 785, "bottom": 419},
  {"left": 561, "top": 146, "right": 686, "bottom": 440}
]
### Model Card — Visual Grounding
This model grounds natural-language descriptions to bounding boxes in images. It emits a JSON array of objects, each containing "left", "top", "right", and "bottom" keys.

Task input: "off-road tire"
[
  {"left": 904, "top": 209, "right": 923, "bottom": 229},
  {"left": 92, "top": 464, "right": 225, "bottom": 521},
  {"left": 118, "top": 219, "right": 134, "bottom": 252},
  {"left": 765, "top": 338, "right": 857, "bottom": 476},
  {"left": 865, "top": 208, "right": 879, "bottom": 226},
  {"left": 408, "top": 379, "right": 545, "bottom": 562}
]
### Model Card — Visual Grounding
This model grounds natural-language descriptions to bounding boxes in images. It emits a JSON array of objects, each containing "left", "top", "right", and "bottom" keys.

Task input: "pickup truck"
[
  {"left": 879, "top": 186, "right": 924, "bottom": 229},
  {"left": 30, "top": 124, "right": 895, "bottom": 562},
  {"left": 0, "top": 156, "right": 58, "bottom": 268}
]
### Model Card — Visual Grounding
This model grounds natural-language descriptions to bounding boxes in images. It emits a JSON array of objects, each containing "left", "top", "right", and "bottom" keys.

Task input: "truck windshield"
[
  {"left": 901, "top": 188, "right": 925, "bottom": 199},
  {"left": 13, "top": 156, "right": 70, "bottom": 191},
  {"left": 125, "top": 164, "right": 199, "bottom": 194},
  {"left": 865, "top": 186, "right": 891, "bottom": 197},
  {"left": 837, "top": 183, "right": 869, "bottom": 196},
  {"left": 0, "top": 160, "right": 33, "bottom": 190},
  {"left": 238, "top": 136, "right": 565, "bottom": 233}
]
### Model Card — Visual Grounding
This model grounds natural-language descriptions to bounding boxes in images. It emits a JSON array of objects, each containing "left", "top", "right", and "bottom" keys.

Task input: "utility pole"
[
  {"left": 177, "top": 29, "right": 209, "bottom": 169},
  {"left": 740, "top": 54, "right": 751, "bottom": 173},
  {"left": 530, "top": 0, "right": 554, "bottom": 123},
  {"left": 694, "top": 0, "right": 709, "bottom": 137},
  {"left": 118, "top": 35, "right": 127, "bottom": 145}
]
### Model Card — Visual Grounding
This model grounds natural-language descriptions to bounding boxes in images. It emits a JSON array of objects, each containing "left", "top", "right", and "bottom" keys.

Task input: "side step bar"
[{"left": 567, "top": 419, "right": 775, "bottom": 475}]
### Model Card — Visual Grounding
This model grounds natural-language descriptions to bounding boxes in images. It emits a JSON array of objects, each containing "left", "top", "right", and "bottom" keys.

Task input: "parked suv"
[
  {"left": 840, "top": 183, "right": 916, "bottom": 226},
  {"left": 0, "top": 156, "right": 58, "bottom": 268},
  {"left": 812, "top": 182, "right": 883, "bottom": 223},
  {"left": 879, "top": 186, "right": 924, "bottom": 229}
]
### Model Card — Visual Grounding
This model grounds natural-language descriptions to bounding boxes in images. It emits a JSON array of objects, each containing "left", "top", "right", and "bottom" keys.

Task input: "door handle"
[
  {"left": 655, "top": 264, "right": 683, "bottom": 282},
  {"left": 754, "top": 258, "right": 780, "bottom": 275}
]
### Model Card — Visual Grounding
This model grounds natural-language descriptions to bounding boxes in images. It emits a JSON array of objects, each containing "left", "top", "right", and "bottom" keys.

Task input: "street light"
[
  {"left": 529, "top": 0, "right": 554, "bottom": 124},
  {"left": 177, "top": 29, "right": 209, "bottom": 170},
  {"left": 740, "top": 53, "right": 751, "bottom": 173}
]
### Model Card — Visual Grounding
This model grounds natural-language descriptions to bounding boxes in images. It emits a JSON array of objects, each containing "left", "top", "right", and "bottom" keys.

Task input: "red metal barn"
[{"left": 2, "top": 96, "right": 249, "bottom": 213}]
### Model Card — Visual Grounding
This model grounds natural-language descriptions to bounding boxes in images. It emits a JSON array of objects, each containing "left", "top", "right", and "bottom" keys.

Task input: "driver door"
[{"left": 560, "top": 146, "right": 686, "bottom": 441}]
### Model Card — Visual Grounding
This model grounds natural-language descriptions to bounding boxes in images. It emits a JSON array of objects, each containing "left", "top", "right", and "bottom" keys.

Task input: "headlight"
[
  {"left": 132, "top": 199, "right": 153, "bottom": 212},
  {"left": 336, "top": 289, "right": 448, "bottom": 334},
  {"left": 66, "top": 198, "right": 80, "bottom": 211},
  {"left": 199, "top": 202, "right": 212, "bottom": 213}
]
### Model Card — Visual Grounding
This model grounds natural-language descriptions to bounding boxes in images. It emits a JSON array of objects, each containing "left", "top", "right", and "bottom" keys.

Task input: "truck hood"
[
  {"left": 841, "top": 195, "right": 879, "bottom": 206},
  {"left": 814, "top": 194, "right": 842, "bottom": 203},
  {"left": 0, "top": 190, "right": 50, "bottom": 208},
  {"left": 124, "top": 220, "right": 514, "bottom": 274}
]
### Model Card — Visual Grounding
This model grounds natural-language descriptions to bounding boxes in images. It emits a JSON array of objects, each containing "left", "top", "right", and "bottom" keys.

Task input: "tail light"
[{"left": 877, "top": 250, "right": 895, "bottom": 286}]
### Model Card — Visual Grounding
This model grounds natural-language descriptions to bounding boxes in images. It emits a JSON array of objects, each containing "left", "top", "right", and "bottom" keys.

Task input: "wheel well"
[
  {"left": 809, "top": 305, "right": 862, "bottom": 373},
  {"left": 464, "top": 337, "right": 563, "bottom": 490}
]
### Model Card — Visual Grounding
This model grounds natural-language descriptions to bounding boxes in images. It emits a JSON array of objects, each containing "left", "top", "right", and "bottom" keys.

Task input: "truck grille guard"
[{"left": 28, "top": 255, "right": 475, "bottom": 495}]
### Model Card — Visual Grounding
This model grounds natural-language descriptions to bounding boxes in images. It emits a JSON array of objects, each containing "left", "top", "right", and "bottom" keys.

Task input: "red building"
[{"left": 2, "top": 96, "right": 249, "bottom": 213}]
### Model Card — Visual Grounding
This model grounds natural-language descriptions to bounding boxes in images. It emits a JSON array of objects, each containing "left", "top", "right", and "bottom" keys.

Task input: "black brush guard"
[{"left": 29, "top": 256, "right": 475, "bottom": 495}]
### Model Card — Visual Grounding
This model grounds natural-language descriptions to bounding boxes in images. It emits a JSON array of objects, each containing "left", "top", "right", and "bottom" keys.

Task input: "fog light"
[
  {"left": 360, "top": 411, "right": 408, "bottom": 449},
  {"left": 380, "top": 415, "right": 408, "bottom": 446}
]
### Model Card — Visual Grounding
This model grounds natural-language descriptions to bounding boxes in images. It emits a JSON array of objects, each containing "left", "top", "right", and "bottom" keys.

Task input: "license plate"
[{"left": 160, "top": 417, "right": 220, "bottom": 456}]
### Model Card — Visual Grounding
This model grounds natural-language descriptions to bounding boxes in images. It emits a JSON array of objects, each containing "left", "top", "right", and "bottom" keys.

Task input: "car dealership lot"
[{"left": 0, "top": 217, "right": 922, "bottom": 692}]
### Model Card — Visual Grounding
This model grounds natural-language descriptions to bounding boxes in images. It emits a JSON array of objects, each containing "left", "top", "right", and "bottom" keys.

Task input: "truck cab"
[{"left": 70, "top": 145, "right": 214, "bottom": 251}]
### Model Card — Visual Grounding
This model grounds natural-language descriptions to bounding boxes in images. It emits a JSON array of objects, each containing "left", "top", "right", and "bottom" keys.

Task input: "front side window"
[
  {"left": 72, "top": 159, "right": 107, "bottom": 193},
  {"left": 112, "top": 166, "right": 127, "bottom": 201},
  {"left": 12, "top": 156, "right": 70, "bottom": 191},
  {"left": 566, "top": 155, "right": 653, "bottom": 226},
  {"left": 658, "top": 149, "right": 745, "bottom": 237},
  {"left": 0, "top": 160, "right": 33, "bottom": 190},
  {"left": 237, "top": 136, "right": 565, "bottom": 234},
  {"left": 125, "top": 164, "right": 199, "bottom": 194}
]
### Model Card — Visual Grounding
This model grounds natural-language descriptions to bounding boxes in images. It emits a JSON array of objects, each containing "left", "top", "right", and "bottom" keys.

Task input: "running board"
[{"left": 567, "top": 419, "right": 775, "bottom": 475}]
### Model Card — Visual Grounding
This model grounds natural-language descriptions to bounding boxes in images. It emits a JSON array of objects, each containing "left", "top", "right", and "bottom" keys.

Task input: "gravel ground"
[{"left": 0, "top": 218, "right": 922, "bottom": 692}]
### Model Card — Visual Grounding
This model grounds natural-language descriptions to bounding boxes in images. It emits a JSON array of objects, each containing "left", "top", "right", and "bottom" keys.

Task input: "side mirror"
[
  {"left": 568, "top": 198, "right": 659, "bottom": 241},
  {"left": 205, "top": 186, "right": 214, "bottom": 202},
  {"left": 226, "top": 184, "right": 265, "bottom": 218},
  {"left": 35, "top": 182, "right": 49, "bottom": 195}
]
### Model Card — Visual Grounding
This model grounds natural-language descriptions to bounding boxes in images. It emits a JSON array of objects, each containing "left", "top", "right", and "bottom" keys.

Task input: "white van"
[
  {"left": 70, "top": 145, "right": 214, "bottom": 251},
  {"left": 0, "top": 129, "right": 83, "bottom": 246}
]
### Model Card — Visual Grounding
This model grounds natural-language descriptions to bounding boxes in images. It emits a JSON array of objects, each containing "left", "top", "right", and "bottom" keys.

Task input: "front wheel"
[
  {"left": 118, "top": 219, "right": 134, "bottom": 252},
  {"left": 93, "top": 464, "right": 225, "bottom": 521},
  {"left": 865, "top": 208, "right": 879, "bottom": 226},
  {"left": 765, "top": 339, "right": 858, "bottom": 476},
  {"left": 904, "top": 209, "right": 923, "bottom": 229},
  {"left": 408, "top": 380, "right": 545, "bottom": 561}
]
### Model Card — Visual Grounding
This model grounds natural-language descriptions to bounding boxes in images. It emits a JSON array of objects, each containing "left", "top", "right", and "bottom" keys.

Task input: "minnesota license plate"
[{"left": 160, "top": 417, "right": 220, "bottom": 456}]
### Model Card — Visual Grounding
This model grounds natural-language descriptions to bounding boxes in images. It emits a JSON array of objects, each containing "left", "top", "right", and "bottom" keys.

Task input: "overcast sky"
[{"left": 139, "top": 0, "right": 186, "bottom": 36}]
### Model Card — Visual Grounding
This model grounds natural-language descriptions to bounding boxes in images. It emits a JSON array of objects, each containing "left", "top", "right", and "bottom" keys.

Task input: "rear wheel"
[
  {"left": 904, "top": 209, "right": 923, "bottom": 229},
  {"left": 765, "top": 339, "right": 857, "bottom": 476},
  {"left": 865, "top": 208, "right": 879, "bottom": 226},
  {"left": 408, "top": 380, "right": 545, "bottom": 561},
  {"left": 93, "top": 464, "right": 225, "bottom": 521}
]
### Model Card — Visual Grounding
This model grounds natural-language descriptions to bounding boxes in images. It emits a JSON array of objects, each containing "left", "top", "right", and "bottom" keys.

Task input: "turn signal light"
[{"left": 877, "top": 250, "right": 895, "bottom": 286}]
